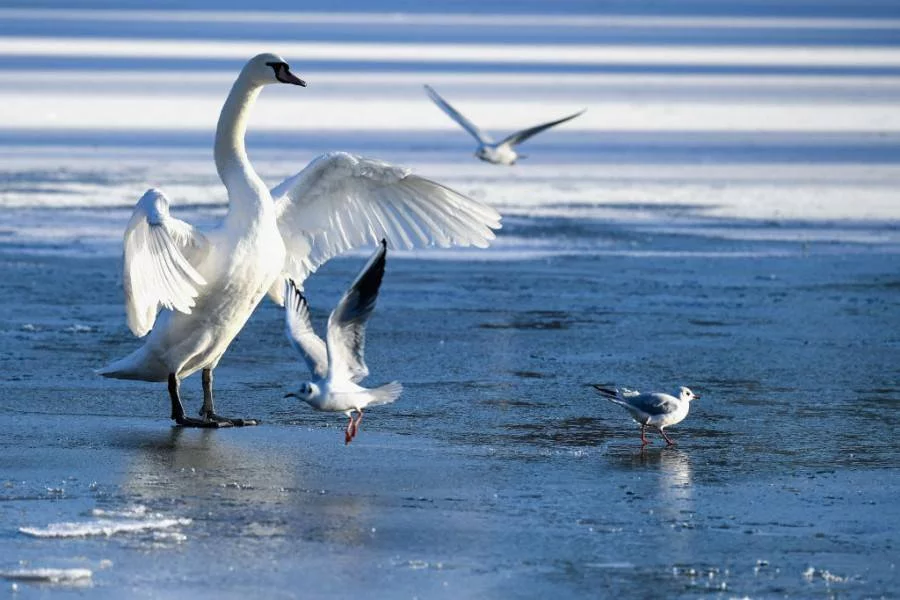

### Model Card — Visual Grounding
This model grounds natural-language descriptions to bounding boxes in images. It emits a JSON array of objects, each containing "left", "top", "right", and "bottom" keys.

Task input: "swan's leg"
[
  {"left": 169, "top": 373, "right": 225, "bottom": 428},
  {"left": 198, "top": 368, "right": 259, "bottom": 427}
]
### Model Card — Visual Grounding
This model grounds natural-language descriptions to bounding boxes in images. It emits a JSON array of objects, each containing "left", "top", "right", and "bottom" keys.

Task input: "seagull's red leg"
[
  {"left": 640, "top": 423, "right": 650, "bottom": 446},
  {"left": 345, "top": 414, "right": 354, "bottom": 445},
  {"left": 351, "top": 410, "right": 364, "bottom": 440},
  {"left": 660, "top": 428, "right": 676, "bottom": 446}
]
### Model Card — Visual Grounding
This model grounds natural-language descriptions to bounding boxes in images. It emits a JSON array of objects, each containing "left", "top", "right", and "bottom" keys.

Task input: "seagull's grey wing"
[
  {"left": 424, "top": 84, "right": 493, "bottom": 144},
  {"left": 499, "top": 109, "right": 585, "bottom": 147},
  {"left": 326, "top": 240, "right": 388, "bottom": 383},
  {"left": 628, "top": 393, "right": 680, "bottom": 416},
  {"left": 284, "top": 279, "right": 329, "bottom": 379}
]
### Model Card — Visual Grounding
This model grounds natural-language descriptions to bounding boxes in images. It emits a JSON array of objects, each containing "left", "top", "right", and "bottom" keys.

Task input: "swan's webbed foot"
[
  {"left": 174, "top": 415, "right": 234, "bottom": 428},
  {"left": 196, "top": 368, "right": 260, "bottom": 426},
  {"left": 197, "top": 409, "right": 259, "bottom": 427}
]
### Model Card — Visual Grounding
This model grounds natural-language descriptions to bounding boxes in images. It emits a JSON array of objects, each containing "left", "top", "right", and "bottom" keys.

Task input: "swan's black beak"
[
  {"left": 284, "top": 392, "right": 298, "bottom": 399},
  {"left": 267, "top": 61, "right": 306, "bottom": 87}
]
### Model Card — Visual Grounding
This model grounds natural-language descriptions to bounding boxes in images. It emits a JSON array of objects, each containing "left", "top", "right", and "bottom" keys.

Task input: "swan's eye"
[
  {"left": 266, "top": 61, "right": 287, "bottom": 76},
  {"left": 265, "top": 61, "right": 306, "bottom": 87}
]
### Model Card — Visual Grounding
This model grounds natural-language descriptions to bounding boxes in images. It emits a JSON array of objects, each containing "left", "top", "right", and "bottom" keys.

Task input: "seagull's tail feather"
[
  {"left": 591, "top": 384, "right": 619, "bottom": 400},
  {"left": 367, "top": 381, "right": 403, "bottom": 407}
]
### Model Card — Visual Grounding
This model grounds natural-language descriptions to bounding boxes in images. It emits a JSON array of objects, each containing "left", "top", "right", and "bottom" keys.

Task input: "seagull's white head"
[
  {"left": 243, "top": 53, "right": 306, "bottom": 88},
  {"left": 679, "top": 387, "right": 700, "bottom": 402},
  {"left": 284, "top": 381, "right": 321, "bottom": 405}
]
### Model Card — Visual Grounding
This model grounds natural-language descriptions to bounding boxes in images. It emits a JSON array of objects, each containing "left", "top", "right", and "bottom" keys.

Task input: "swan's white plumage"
[
  {"left": 123, "top": 189, "right": 208, "bottom": 337},
  {"left": 268, "top": 152, "right": 501, "bottom": 304},
  {"left": 99, "top": 53, "right": 501, "bottom": 389}
]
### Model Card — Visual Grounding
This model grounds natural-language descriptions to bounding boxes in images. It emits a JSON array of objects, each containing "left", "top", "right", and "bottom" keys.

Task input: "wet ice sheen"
[{"left": 1, "top": 1, "right": 899, "bottom": 597}]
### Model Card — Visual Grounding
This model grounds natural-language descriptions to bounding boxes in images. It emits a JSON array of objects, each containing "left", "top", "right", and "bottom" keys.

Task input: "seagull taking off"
[
  {"left": 592, "top": 385, "right": 700, "bottom": 446},
  {"left": 284, "top": 240, "right": 401, "bottom": 444},
  {"left": 424, "top": 84, "right": 585, "bottom": 165}
]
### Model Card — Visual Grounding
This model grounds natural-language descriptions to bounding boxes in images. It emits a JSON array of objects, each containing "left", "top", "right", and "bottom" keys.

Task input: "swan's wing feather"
[
  {"left": 123, "top": 189, "right": 208, "bottom": 337},
  {"left": 283, "top": 279, "right": 329, "bottom": 379},
  {"left": 326, "top": 240, "right": 387, "bottom": 383},
  {"left": 271, "top": 152, "right": 501, "bottom": 298},
  {"left": 424, "top": 84, "right": 493, "bottom": 144},
  {"left": 500, "top": 109, "right": 585, "bottom": 147}
]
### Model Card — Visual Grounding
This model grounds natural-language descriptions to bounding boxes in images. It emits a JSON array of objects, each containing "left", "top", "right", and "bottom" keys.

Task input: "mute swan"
[
  {"left": 284, "top": 240, "right": 400, "bottom": 444},
  {"left": 424, "top": 84, "right": 585, "bottom": 166},
  {"left": 591, "top": 385, "right": 700, "bottom": 446},
  {"left": 98, "top": 53, "right": 501, "bottom": 428}
]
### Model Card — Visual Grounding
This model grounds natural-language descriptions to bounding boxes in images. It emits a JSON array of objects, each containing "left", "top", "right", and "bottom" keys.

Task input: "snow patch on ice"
[
  {"left": 20, "top": 505, "right": 191, "bottom": 539},
  {"left": 19, "top": 518, "right": 191, "bottom": 539}
]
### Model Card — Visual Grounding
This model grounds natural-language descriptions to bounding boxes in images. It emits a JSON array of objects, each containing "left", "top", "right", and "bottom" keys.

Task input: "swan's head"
[
  {"left": 244, "top": 52, "right": 306, "bottom": 87},
  {"left": 284, "top": 381, "right": 320, "bottom": 405},
  {"left": 678, "top": 387, "right": 700, "bottom": 402}
]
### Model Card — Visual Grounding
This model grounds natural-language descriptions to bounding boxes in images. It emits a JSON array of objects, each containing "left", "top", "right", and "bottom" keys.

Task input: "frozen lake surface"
[{"left": 0, "top": 1, "right": 899, "bottom": 598}]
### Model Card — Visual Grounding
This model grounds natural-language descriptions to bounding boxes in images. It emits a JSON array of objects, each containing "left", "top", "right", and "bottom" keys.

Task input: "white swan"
[
  {"left": 284, "top": 240, "right": 401, "bottom": 445},
  {"left": 424, "top": 84, "right": 585, "bottom": 166},
  {"left": 97, "top": 53, "right": 501, "bottom": 428}
]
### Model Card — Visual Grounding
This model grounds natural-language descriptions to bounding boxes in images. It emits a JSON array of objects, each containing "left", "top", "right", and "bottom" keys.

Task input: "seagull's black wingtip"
[{"left": 286, "top": 278, "right": 307, "bottom": 303}]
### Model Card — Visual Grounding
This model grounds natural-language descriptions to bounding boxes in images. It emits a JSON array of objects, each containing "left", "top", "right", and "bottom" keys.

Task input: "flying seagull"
[
  {"left": 284, "top": 240, "right": 401, "bottom": 444},
  {"left": 592, "top": 385, "right": 700, "bottom": 446},
  {"left": 424, "top": 84, "right": 585, "bottom": 165}
]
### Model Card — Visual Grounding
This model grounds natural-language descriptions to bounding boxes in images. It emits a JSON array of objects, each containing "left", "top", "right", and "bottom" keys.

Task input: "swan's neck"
[{"left": 214, "top": 74, "right": 271, "bottom": 222}]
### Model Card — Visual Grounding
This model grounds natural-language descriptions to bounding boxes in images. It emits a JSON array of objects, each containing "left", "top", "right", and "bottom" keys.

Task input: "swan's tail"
[
  {"left": 367, "top": 381, "right": 403, "bottom": 406},
  {"left": 95, "top": 347, "right": 169, "bottom": 382}
]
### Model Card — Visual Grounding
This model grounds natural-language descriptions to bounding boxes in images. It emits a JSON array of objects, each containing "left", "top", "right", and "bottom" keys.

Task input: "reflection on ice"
[{"left": 116, "top": 427, "right": 377, "bottom": 549}]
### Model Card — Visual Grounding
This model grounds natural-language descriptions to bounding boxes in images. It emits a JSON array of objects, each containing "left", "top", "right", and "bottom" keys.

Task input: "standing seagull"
[
  {"left": 424, "top": 84, "right": 584, "bottom": 165},
  {"left": 284, "top": 240, "right": 401, "bottom": 444},
  {"left": 592, "top": 385, "right": 700, "bottom": 446},
  {"left": 97, "top": 53, "right": 500, "bottom": 428}
]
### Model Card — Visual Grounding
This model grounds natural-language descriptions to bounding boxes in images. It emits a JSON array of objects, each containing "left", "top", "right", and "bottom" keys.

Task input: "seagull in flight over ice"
[
  {"left": 592, "top": 385, "right": 700, "bottom": 446},
  {"left": 284, "top": 240, "right": 401, "bottom": 444},
  {"left": 96, "top": 53, "right": 500, "bottom": 428},
  {"left": 424, "top": 84, "right": 585, "bottom": 165}
]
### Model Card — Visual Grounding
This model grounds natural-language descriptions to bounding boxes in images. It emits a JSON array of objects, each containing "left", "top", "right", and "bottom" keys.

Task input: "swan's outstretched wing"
[
  {"left": 326, "top": 240, "right": 387, "bottom": 383},
  {"left": 269, "top": 152, "right": 501, "bottom": 303},
  {"left": 284, "top": 279, "right": 328, "bottom": 379},
  {"left": 123, "top": 189, "right": 208, "bottom": 337},
  {"left": 499, "top": 109, "right": 585, "bottom": 147},
  {"left": 424, "top": 85, "right": 493, "bottom": 144}
]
